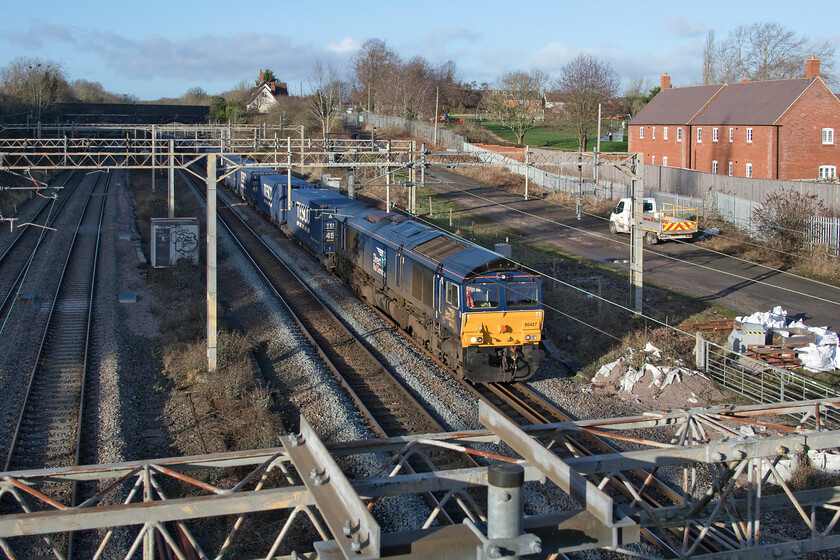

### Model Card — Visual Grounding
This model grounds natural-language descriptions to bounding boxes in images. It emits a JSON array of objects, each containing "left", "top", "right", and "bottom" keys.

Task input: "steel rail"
[
  {"left": 181, "top": 169, "right": 484, "bottom": 535},
  {"left": 4, "top": 170, "right": 109, "bottom": 472},
  {"left": 0, "top": 171, "right": 83, "bottom": 322}
]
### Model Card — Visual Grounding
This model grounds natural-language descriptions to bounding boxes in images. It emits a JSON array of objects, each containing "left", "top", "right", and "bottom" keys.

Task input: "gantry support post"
[
  {"left": 206, "top": 154, "right": 217, "bottom": 373},
  {"left": 168, "top": 139, "right": 175, "bottom": 218},
  {"left": 629, "top": 154, "right": 644, "bottom": 315}
]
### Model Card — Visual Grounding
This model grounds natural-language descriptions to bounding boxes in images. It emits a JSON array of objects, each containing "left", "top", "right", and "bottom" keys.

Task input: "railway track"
[
  {"left": 2, "top": 170, "right": 109, "bottom": 557},
  {"left": 178, "top": 171, "right": 491, "bottom": 529},
  {"left": 5, "top": 170, "right": 108, "bottom": 472},
  {"left": 0, "top": 171, "right": 83, "bottom": 323},
  {"left": 467, "top": 380, "right": 733, "bottom": 557}
]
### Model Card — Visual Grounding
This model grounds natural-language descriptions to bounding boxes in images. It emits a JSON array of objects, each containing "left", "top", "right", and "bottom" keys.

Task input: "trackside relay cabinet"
[{"left": 150, "top": 217, "right": 200, "bottom": 268}]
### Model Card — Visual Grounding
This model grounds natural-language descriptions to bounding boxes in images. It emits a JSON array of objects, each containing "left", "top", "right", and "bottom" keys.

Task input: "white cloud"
[
  {"left": 326, "top": 37, "right": 362, "bottom": 54},
  {"left": 660, "top": 17, "right": 707, "bottom": 39}
]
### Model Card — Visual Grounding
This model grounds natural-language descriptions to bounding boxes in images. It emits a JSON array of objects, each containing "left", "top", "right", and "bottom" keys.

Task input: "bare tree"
[
  {"left": 555, "top": 54, "right": 619, "bottom": 151},
  {"left": 308, "top": 61, "right": 343, "bottom": 144},
  {"left": 0, "top": 57, "right": 69, "bottom": 121},
  {"left": 704, "top": 22, "right": 836, "bottom": 85},
  {"left": 482, "top": 69, "right": 547, "bottom": 145},
  {"left": 623, "top": 76, "right": 654, "bottom": 117},
  {"left": 351, "top": 39, "right": 398, "bottom": 112},
  {"left": 702, "top": 31, "right": 717, "bottom": 85},
  {"left": 182, "top": 86, "right": 209, "bottom": 105},
  {"left": 70, "top": 79, "right": 108, "bottom": 103}
]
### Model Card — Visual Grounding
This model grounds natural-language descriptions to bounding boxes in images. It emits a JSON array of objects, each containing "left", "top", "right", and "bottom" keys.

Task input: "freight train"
[{"left": 207, "top": 148, "right": 546, "bottom": 382}]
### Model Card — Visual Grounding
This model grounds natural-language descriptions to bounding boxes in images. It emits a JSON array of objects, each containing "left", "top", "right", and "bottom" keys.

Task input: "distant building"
[
  {"left": 247, "top": 71, "right": 289, "bottom": 114},
  {"left": 629, "top": 58, "right": 840, "bottom": 180},
  {"left": 52, "top": 103, "right": 209, "bottom": 125}
]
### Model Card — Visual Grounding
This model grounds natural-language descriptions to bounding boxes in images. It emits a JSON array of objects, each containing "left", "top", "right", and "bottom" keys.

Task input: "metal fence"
[{"left": 698, "top": 338, "right": 840, "bottom": 427}]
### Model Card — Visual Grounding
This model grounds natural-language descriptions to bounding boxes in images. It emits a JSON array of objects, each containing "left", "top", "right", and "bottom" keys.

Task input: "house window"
[
  {"left": 663, "top": 156, "right": 668, "bottom": 167},
  {"left": 713, "top": 128, "right": 719, "bottom": 142},
  {"left": 651, "top": 155, "right": 656, "bottom": 165},
  {"left": 823, "top": 128, "right": 835, "bottom": 145},
  {"left": 677, "top": 127, "right": 683, "bottom": 142},
  {"left": 697, "top": 128, "right": 703, "bottom": 142},
  {"left": 728, "top": 162, "right": 733, "bottom": 176},
  {"left": 746, "top": 163, "right": 753, "bottom": 178},
  {"left": 639, "top": 127, "right": 644, "bottom": 139},
  {"left": 652, "top": 127, "right": 656, "bottom": 139},
  {"left": 712, "top": 160, "right": 718, "bottom": 174},
  {"left": 746, "top": 128, "right": 753, "bottom": 143},
  {"left": 729, "top": 128, "right": 734, "bottom": 142},
  {"left": 819, "top": 165, "right": 837, "bottom": 180},
  {"left": 663, "top": 127, "right": 669, "bottom": 140}
]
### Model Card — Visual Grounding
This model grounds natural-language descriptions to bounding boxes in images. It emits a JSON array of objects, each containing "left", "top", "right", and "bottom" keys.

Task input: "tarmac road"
[{"left": 425, "top": 168, "right": 840, "bottom": 330}]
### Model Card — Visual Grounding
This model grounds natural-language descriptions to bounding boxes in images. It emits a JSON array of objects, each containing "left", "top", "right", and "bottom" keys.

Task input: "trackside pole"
[
  {"left": 629, "top": 154, "right": 644, "bottom": 315},
  {"left": 168, "top": 139, "right": 175, "bottom": 218},
  {"left": 206, "top": 154, "right": 217, "bottom": 373}
]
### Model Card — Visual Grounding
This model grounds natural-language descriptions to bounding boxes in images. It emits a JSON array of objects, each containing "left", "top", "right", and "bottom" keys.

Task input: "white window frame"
[
  {"left": 746, "top": 163, "right": 753, "bottom": 178},
  {"left": 663, "top": 127, "right": 669, "bottom": 140},
  {"left": 746, "top": 128, "right": 753, "bottom": 143},
  {"left": 697, "top": 128, "right": 703, "bottom": 142},
  {"left": 713, "top": 128, "right": 719, "bottom": 142},
  {"left": 662, "top": 156, "right": 668, "bottom": 167},
  {"left": 677, "top": 127, "right": 683, "bottom": 142},
  {"left": 728, "top": 162, "right": 733, "bottom": 176},
  {"left": 823, "top": 128, "right": 835, "bottom": 145},
  {"left": 651, "top": 155, "right": 655, "bottom": 165},
  {"left": 712, "top": 160, "right": 718, "bottom": 174},
  {"left": 652, "top": 127, "right": 656, "bottom": 140},
  {"left": 819, "top": 165, "right": 837, "bottom": 180},
  {"left": 639, "top": 127, "right": 644, "bottom": 139},
  {"left": 729, "top": 128, "right": 734, "bottom": 142}
]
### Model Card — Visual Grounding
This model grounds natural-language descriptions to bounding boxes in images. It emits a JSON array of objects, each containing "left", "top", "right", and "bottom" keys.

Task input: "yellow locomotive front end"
[{"left": 459, "top": 275, "right": 545, "bottom": 382}]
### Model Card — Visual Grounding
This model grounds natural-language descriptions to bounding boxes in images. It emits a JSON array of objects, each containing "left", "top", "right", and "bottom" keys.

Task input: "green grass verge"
[{"left": 466, "top": 119, "right": 628, "bottom": 152}]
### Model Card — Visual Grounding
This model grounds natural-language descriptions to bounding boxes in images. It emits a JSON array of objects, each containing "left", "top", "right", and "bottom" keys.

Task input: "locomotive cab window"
[
  {"left": 465, "top": 283, "right": 499, "bottom": 309},
  {"left": 446, "top": 281, "right": 458, "bottom": 306},
  {"left": 506, "top": 280, "right": 539, "bottom": 308}
]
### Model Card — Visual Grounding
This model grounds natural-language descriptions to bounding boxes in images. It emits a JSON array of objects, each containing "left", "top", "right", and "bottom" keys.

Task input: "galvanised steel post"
[
  {"left": 487, "top": 462, "right": 523, "bottom": 557},
  {"left": 168, "top": 139, "right": 175, "bottom": 218},
  {"left": 206, "top": 154, "right": 217, "bottom": 373}
]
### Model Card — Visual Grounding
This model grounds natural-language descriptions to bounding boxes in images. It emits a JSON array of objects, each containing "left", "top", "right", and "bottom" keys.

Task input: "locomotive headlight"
[
  {"left": 470, "top": 337, "right": 478, "bottom": 343},
  {"left": 525, "top": 335, "right": 531, "bottom": 340},
  {"left": 477, "top": 337, "right": 483, "bottom": 343}
]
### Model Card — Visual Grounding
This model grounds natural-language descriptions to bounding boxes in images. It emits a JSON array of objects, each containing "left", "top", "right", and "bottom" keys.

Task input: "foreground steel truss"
[{"left": 0, "top": 399, "right": 838, "bottom": 559}]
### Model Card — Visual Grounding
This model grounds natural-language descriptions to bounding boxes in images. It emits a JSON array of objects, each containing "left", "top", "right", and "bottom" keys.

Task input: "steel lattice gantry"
[{"left": 0, "top": 399, "right": 838, "bottom": 559}]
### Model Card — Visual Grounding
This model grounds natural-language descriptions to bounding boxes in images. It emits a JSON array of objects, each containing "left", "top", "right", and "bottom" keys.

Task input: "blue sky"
[{"left": 2, "top": 0, "right": 838, "bottom": 100}]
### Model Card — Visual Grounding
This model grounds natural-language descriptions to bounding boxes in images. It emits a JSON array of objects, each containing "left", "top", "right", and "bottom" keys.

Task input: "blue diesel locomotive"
[
  {"left": 287, "top": 188, "right": 546, "bottom": 382},
  {"left": 214, "top": 149, "right": 546, "bottom": 382}
]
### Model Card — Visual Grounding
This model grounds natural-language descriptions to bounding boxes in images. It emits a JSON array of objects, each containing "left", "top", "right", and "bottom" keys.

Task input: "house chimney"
[
  {"left": 740, "top": 75, "right": 750, "bottom": 83},
  {"left": 660, "top": 72, "right": 671, "bottom": 90},
  {"left": 259, "top": 70, "right": 264, "bottom": 84},
  {"left": 806, "top": 55, "right": 821, "bottom": 79},
  {"left": 270, "top": 81, "right": 275, "bottom": 93}
]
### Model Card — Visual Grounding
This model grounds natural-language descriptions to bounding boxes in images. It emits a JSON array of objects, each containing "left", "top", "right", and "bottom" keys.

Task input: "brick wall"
[
  {"left": 691, "top": 124, "right": 778, "bottom": 178},
  {"left": 629, "top": 125, "right": 689, "bottom": 168},
  {"left": 778, "top": 81, "right": 840, "bottom": 180}
]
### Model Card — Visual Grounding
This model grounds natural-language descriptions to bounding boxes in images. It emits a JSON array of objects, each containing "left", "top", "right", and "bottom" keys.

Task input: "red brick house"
[{"left": 629, "top": 59, "right": 840, "bottom": 180}]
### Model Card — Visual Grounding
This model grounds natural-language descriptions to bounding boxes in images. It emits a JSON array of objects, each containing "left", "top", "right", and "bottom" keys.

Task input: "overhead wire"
[
  {"left": 427, "top": 165, "right": 837, "bottom": 272},
  {"left": 355, "top": 173, "right": 838, "bottom": 348},
  {"left": 417, "top": 178, "right": 840, "bottom": 308}
]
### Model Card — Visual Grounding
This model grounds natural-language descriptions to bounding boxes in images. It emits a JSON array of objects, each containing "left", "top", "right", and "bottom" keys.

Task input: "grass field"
[{"left": 463, "top": 118, "right": 628, "bottom": 152}]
